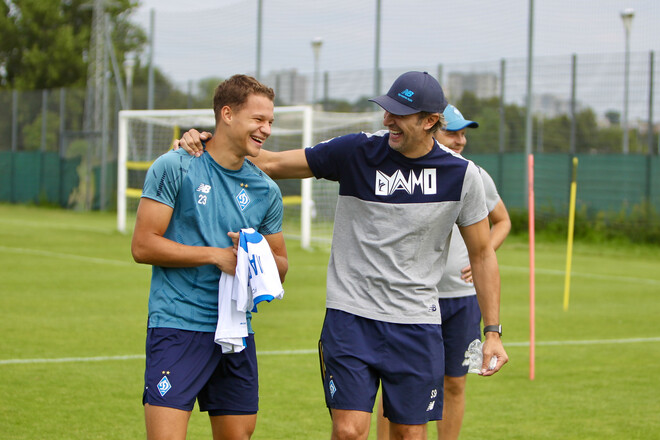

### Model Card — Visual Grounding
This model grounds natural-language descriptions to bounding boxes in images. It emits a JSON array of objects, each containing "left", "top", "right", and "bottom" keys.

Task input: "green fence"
[
  {"left": 0, "top": 151, "right": 81, "bottom": 207},
  {"left": 1, "top": 151, "right": 659, "bottom": 222},
  {"left": 468, "top": 153, "right": 660, "bottom": 216}
]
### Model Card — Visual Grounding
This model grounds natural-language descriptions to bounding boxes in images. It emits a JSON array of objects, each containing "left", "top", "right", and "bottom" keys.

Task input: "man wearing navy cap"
[
  {"left": 177, "top": 72, "right": 508, "bottom": 440},
  {"left": 378, "top": 104, "right": 511, "bottom": 440}
]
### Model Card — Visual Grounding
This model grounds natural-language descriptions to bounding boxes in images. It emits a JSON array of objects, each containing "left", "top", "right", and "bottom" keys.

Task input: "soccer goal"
[{"left": 117, "top": 106, "right": 383, "bottom": 248}]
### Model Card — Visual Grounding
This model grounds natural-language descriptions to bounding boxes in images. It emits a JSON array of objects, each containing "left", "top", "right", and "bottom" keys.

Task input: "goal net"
[{"left": 117, "top": 106, "right": 383, "bottom": 248}]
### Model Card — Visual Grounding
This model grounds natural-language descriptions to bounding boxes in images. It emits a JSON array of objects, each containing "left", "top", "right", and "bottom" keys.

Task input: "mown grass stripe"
[{"left": 2, "top": 337, "right": 659, "bottom": 365}]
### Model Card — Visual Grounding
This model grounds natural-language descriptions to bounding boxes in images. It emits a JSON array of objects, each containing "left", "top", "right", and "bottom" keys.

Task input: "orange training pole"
[{"left": 528, "top": 154, "right": 536, "bottom": 381}]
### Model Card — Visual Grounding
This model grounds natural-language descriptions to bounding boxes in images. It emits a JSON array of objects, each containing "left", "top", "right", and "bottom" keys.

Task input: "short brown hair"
[
  {"left": 213, "top": 74, "right": 275, "bottom": 122},
  {"left": 418, "top": 112, "right": 446, "bottom": 134}
]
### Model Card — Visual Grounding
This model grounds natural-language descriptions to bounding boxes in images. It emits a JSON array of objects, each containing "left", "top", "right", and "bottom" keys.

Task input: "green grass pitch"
[{"left": 1, "top": 204, "right": 659, "bottom": 439}]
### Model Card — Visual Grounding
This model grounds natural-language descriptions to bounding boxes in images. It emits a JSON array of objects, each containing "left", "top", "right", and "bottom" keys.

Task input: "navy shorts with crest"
[
  {"left": 143, "top": 327, "right": 258, "bottom": 416},
  {"left": 318, "top": 309, "right": 444, "bottom": 425}
]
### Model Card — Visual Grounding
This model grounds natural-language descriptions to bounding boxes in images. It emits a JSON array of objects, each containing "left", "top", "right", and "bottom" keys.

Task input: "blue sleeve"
[
  {"left": 141, "top": 150, "right": 192, "bottom": 207},
  {"left": 304, "top": 133, "right": 366, "bottom": 181}
]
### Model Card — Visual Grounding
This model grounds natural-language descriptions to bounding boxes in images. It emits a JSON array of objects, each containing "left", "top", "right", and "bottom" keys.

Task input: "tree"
[
  {"left": 542, "top": 114, "right": 571, "bottom": 152},
  {"left": 195, "top": 77, "right": 225, "bottom": 107},
  {"left": 0, "top": 0, "right": 145, "bottom": 90}
]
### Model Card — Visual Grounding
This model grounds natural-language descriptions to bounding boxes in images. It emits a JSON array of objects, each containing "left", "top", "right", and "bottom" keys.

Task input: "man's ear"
[
  {"left": 220, "top": 105, "right": 233, "bottom": 124},
  {"left": 423, "top": 113, "right": 440, "bottom": 131}
]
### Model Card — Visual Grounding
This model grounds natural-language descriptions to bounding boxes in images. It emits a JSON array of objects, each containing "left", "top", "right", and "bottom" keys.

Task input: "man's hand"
[
  {"left": 228, "top": 231, "right": 240, "bottom": 251},
  {"left": 460, "top": 264, "right": 473, "bottom": 284},
  {"left": 480, "top": 333, "right": 508, "bottom": 376},
  {"left": 171, "top": 129, "right": 213, "bottom": 157},
  {"left": 212, "top": 231, "right": 241, "bottom": 275},
  {"left": 212, "top": 246, "right": 239, "bottom": 275}
]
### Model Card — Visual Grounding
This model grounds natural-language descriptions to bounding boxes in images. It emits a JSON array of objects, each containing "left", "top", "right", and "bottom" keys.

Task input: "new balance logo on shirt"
[
  {"left": 196, "top": 183, "right": 211, "bottom": 193},
  {"left": 196, "top": 183, "right": 211, "bottom": 205}
]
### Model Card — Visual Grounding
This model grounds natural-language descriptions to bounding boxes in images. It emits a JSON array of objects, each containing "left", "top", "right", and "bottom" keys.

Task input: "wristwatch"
[{"left": 483, "top": 324, "right": 502, "bottom": 337}]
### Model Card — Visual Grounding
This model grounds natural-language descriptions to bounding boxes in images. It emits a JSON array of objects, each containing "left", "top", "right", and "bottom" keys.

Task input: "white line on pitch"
[
  {"left": 0, "top": 246, "right": 135, "bottom": 267},
  {"left": 0, "top": 354, "right": 146, "bottom": 365},
  {"left": 0, "top": 218, "right": 115, "bottom": 234},
  {"left": 2, "top": 337, "right": 659, "bottom": 366},
  {"left": 503, "top": 336, "right": 660, "bottom": 347},
  {"left": 499, "top": 264, "right": 660, "bottom": 285}
]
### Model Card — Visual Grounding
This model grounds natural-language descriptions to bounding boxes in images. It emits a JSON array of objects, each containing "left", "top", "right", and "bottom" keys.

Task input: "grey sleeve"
[
  {"left": 479, "top": 167, "right": 501, "bottom": 213},
  {"left": 456, "top": 161, "right": 489, "bottom": 227}
]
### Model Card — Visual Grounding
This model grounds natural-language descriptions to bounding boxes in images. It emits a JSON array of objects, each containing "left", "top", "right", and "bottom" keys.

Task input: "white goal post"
[{"left": 117, "top": 106, "right": 382, "bottom": 248}]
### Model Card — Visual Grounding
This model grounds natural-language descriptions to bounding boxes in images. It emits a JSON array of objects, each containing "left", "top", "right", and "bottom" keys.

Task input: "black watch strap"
[{"left": 483, "top": 324, "right": 502, "bottom": 336}]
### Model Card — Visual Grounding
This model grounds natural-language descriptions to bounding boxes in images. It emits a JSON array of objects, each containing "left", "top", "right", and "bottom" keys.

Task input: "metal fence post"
[
  {"left": 11, "top": 90, "right": 18, "bottom": 152},
  {"left": 648, "top": 51, "right": 654, "bottom": 155},
  {"left": 646, "top": 51, "right": 655, "bottom": 201},
  {"left": 498, "top": 59, "right": 506, "bottom": 190},
  {"left": 41, "top": 89, "right": 48, "bottom": 152},
  {"left": 59, "top": 88, "right": 66, "bottom": 205},
  {"left": 323, "top": 71, "right": 329, "bottom": 110},
  {"left": 570, "top": 54, "right": 577, "bottom": 155}
]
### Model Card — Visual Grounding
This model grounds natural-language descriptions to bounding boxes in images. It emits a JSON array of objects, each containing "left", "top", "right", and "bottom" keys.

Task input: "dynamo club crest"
[{"left": 236, "top": 188, "right": 251, "bottom": 211}]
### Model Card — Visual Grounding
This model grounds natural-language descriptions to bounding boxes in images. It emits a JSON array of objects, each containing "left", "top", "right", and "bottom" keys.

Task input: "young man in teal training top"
[{"left": 132, "top": 74, "right": 288, "bottom": 440}]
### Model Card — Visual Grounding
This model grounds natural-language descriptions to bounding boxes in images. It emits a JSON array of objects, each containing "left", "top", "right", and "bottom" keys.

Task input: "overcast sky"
[{"left": 130, "top": 0, "right": 660, "bottom": 87}]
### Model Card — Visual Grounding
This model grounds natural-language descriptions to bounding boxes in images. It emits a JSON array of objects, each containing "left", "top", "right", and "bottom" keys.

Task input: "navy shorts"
[
  {"left": 318, "top": 309, "right": 444, "bottom": 425},
  {"left": 143, "top": 327, "right": 258, "bottom": 415},
  {"left": 439, "top": 296, "right": 482, "bottom": 377}
]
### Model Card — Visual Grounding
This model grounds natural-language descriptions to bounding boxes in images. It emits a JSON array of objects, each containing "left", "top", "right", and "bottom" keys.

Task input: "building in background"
[
  {"left": 533, "top": 93, "right": 573, "bottom": 118},
  {"left": 446, "top": 71, "right": 499, "bottom": 101},
  {"left": 262, "top": 69, "right": 308, "bottom": 106}
]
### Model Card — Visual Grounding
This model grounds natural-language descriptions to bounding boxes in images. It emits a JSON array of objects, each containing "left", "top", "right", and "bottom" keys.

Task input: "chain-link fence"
[{"left": 0, "top": 51, "right": 658, "bottom": 218}]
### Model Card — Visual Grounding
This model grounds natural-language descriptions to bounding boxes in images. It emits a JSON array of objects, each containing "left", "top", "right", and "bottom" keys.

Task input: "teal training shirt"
[{"left": 140, "top": 148, "right": 283, "bottom": 332}]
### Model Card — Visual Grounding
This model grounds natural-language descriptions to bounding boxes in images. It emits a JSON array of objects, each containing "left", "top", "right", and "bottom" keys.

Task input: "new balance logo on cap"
[{"left": 398, "top": 89, "right": 415, "bottom": 102}]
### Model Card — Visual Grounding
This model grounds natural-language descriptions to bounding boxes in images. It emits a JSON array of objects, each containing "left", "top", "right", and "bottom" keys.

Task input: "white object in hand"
[{"left": 463, "top": 339, "right": 497, "bottom": 373}]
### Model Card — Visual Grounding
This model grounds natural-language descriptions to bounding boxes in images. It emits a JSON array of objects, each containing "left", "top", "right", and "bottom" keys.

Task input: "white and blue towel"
[{"left": 215, "top": 228, "right": 284, "bottom": 353}]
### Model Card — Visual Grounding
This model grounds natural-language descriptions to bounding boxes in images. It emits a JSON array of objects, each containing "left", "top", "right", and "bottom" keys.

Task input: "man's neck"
[
  {"left": 205, "top": 135, "right": 244, "bottom": 170},
  {"left": 399, "top": 135, "right": 436, "bottom": 159}
]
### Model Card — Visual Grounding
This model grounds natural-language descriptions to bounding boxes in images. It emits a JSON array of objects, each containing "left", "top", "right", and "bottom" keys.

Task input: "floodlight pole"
[
  {"left": 621, "top": 8, "right": 634, "bottom": 154},
  {"left": 256, "top": 0, "right": 263, "bottom": 80},
  {"left": 311, "top": 37, "right": 323, "bottom": 109},
  {"left": 123, "top": 53, "right": 135, "bottom": 110},
  {"left": 373, "top": 0, "right": 382, "bottom": 97}
]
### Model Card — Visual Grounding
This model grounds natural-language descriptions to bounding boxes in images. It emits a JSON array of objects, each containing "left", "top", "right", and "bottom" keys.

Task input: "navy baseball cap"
[
  {"left": 443, "top": 104, "right": 479, "bottom": 131},
  {"left": 369, "top": 71, "right": 448, "bottom": 116}
]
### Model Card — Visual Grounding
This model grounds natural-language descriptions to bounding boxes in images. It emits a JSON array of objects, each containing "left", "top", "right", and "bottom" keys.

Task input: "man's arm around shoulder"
[{"left": 175, "top": 129, "right": 314, "bottom": 180}]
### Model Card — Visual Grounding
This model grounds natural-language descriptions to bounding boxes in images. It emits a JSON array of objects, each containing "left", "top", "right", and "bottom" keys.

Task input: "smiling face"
[
  {"left": 383, "top": 111, "right": 437, "bottom": 158},
  {"left": 225, "top": 93, "right": 274, "bottom": 158},
  {"left": 434, "top": 128, "right": 467, "bottom": 154}
]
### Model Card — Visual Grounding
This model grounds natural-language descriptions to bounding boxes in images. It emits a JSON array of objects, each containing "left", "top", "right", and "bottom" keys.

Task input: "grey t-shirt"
[
  {"left": 305, "top": 132, "right": 488, "bottom": 324},
  {"left": 437, "top": 167, "right": 500, "bottom": 298}
]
